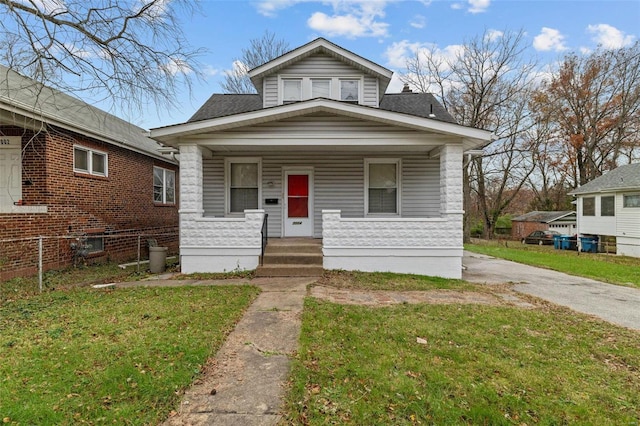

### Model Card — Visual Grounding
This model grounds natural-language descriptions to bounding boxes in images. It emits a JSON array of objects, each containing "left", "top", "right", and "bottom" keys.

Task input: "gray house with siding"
[
  {"left": 151, "top": 38, "right": 493, "bottom": 279},
  {"left": 569, "top": 163, "right": 640, "bottom": 257}
]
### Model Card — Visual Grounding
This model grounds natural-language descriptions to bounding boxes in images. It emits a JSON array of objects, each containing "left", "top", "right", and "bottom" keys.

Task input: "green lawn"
[
  {"left": 466, "top": 240, "right": 640, "bottom": 288},
  {"left": 0, "top": 285, "right": 259, "bottom": 424},
  {"left": 282, "top": 298, "right": 640, "bottom": 425}
]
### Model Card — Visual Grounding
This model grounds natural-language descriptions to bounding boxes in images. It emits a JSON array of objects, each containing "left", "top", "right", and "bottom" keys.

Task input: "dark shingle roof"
[
  {"left": 569, "top": 163, "right": 640, "bottom": 195},
  {"left": 188, "top": 94, "right": 263, "bottom": 122},
  {"left": 379, "top": 93, "right": 456, "bottom": 123},
  {"left": 512, "top": 211, "right": 575, "bottom": 223},
  {"left": 187, "top": 92, "right": 457, "bottom": 124}
]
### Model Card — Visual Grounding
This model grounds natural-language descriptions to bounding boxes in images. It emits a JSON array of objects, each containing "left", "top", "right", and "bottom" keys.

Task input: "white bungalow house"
[
  {"left": 150, "top": 38, "right": 493, "bottom": 279},
  {"left": 569, "top": 163, "right": 640, "bottom": 257}
]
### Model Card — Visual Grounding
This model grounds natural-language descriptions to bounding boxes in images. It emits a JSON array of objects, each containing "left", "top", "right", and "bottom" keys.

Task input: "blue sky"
[{"left": 136, "top": 0, "right": 640, "bottom": 130}]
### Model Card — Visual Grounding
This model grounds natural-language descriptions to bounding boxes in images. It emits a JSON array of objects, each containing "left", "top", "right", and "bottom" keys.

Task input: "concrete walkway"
[
  {"left": 463, "top": 251, "right": 640, "bottom": 331},
  {"left": 153, "top": 277, "right": 314, "bottom": 426}
]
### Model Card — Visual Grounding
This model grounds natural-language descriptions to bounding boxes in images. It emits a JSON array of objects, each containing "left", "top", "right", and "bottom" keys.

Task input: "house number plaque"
[
  {"left": 293, "top": 221, "right": 302, "bottom": 225},
  {"left": 0, "top": 136, "right": 20, "bottom": 147}
]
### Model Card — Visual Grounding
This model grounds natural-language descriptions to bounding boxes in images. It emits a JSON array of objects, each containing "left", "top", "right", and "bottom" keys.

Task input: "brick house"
[
  {"left": 0, "top": 65, "right": 178, "bottom": 280},
  {"left": 511, "top": 211, "right": 576, "bottom": 240},
  {"left": 151, "top": 38, "right": 493, "bottom": 279}
]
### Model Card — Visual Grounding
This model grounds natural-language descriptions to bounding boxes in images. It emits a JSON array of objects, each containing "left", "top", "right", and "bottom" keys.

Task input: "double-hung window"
[
  {"left": 153, "top": 166, "right": 176, "bottom": 204},
  {"left": 600, "top": 196, "right": 615, "bottom": 216},
  {"left": 283, "top": 79, "right": 302, "bottom": 103},
  {"left": 227, "top": 159, "right": 261, "bottom": 214},
  {"left": 366, "top": 159, "right": 400, "bottom": 215},
  {"left": 74, "top": 146, "right": 107, "bottom": 176},
  {"left": 582, "top": 197, "right": 595, "bottom": 216}
]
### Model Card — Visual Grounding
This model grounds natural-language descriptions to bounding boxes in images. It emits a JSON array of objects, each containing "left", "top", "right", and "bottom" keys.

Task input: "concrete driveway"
[{"left": 462, "top": 251, "right": 640, "bottom": 331}]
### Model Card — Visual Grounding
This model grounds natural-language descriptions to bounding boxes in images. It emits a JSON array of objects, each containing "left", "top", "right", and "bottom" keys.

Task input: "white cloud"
[
  {"left": 386, "top": 73, "right": 405, "bottom": 93},
  {"left": 163, "top": 58, "right": 192, "bottom": 76},
  {"left": 533, "top": 27, "right": 567, "bottom": 52},
  {"left": 468, "top": 0, "right": 490, "bottom": 14},
  {"left": 16, "top": 0, "right": 66, "bottom": 14},
  {"left": 307, "top": 1, "right": 391, "bottom": 38},
  {"left": 587, "top": 24, "right": 635, "bottom": 49},
  {"left": 484, "top": 29, "right": 504, "bottom": 42},
  {"left": 255, "top": 1, "right": 394, "bottom": 38},
  {"left": 450, "top": 0, "right": 490, "bottom": 14},
  {"left": 384, "top": 40, "right": 427, "bottom": 68},
  {"left": 410, "top": 14, "right": 426, "bottom": 29},
  {"left": 255, "top": 0, "right": 305, "bottom": 17},
  {"left": 383, "top": 39, "right": 463, "bottom": 70},
  {"left": 202, "top": 65, "right": 221, "bottom": 77}
]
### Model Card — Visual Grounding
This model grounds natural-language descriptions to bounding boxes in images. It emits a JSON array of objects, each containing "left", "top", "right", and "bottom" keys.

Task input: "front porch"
[
  {"left": 179, "top": 208, "right": 464, "bottom": 279},
  {"left": 177, "top": 142, "right": 467, "bottom": 279}
]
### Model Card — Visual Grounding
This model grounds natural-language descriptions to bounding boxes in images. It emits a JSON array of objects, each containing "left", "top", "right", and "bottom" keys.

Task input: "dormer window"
[
  {"left": 279, "top": 76, "right": 363, "bottom": 105},
  {"left": 283, "top": 79, "right": 302, "bottom": 103},
  {"left": 340, "top": 80, "right": 359, "bottom": 102},
  {"left": 311, "top": 79, "right": 331, "bottom": 98}
]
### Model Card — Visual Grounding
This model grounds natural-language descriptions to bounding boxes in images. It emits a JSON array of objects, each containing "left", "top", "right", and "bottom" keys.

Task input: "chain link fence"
[{"left": 0, "top": 227, "right": 178, "bottom": 288}]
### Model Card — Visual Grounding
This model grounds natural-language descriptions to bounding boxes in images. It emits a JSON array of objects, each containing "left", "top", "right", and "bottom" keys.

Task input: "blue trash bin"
[
  {"left": 553, "top": 235, "right": 562, "bottom": 249},
  {"left": 580, "top": 236, "right": 598, "bottom": 253},
  {"left": 560, "top": 235, "right": 572, "bottom": 250}
]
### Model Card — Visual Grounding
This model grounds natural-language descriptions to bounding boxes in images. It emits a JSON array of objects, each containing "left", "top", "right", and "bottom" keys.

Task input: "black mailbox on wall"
[{"left": 265, "top": 198, "right": 279, "bottom": 205}]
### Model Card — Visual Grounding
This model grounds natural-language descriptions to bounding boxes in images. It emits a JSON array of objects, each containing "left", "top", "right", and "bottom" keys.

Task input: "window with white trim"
[
  {"left": 283, "top": 79, "right": 302, "bottom": 103},
  {"left": 340, "top": 79, "right": 359, "bottom": 102},
  {"left": 601, "top": 195, "right": 615, "bottom": 216},
  {"left": 153, "top": 166, "right": 176, "bottom": 204},
  {"left": 226, "top": 159, "right": 261, "bottom": 214},
  {"left": 582, "top": 197, "right": 595, "bottom": 216},
  {"left": 623, "top": 194, "right": 640, "bottom": 208},
  {"left": 311, "top": 79, "right": 331, "bottom": 98},
  {"left": 74, "top": 146, "right": 107, "bottom": 176},
  {"left": 366, "top": 159, "right": 400, "bottom": 215}
]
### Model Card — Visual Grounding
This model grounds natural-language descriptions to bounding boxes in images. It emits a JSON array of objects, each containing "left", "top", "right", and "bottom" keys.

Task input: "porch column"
[
  {"left": 439, "top": 144, "right": 464, "bottom": 215},
  {"left": 179, "top": 144, "right": 203, "bottom": 215}
]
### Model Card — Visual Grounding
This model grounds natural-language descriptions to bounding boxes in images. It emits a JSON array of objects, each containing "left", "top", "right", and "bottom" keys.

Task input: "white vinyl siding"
[
  {"left": 402, "top": 156, "right": 440, "bottom": 217},
  {"left": 619, "top": 193, "right": 640, "bottom": 238},
  {"left": 202, "top": 153, "right": 440, "bottom": 238},
  {"left": 263, "top": 53, "right": 380, "bottom": 107},
  {"left": 203, "top": 157, "right": 225, "bottom": 217}
]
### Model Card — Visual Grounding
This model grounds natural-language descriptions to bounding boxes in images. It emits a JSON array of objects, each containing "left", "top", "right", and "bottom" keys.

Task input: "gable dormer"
[{"left": 248, "top": 38, "right": 393, "bottom": 109}]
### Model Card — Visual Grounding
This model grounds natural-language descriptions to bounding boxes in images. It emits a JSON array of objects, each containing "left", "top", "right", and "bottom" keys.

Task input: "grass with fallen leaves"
[
  {"left": 0, "top": 285, "right": 259, "bottom": 424},
  {"left": 282, "top": 298, "right": 640, "bottom": 425}
]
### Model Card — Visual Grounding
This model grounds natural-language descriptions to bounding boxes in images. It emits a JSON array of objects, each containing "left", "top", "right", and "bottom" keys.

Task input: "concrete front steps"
[{"left": 256, "top": 238, "right": 323, "bottom": 277}]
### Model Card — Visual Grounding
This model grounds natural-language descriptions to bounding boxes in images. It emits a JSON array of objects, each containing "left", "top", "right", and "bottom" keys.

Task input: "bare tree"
[
  {"left": 402, "top": 29, "right": 540, "bottom": 239},
  {"left": 533, "top": 42, "right": 640, "bottom": 187},
  {"left": 0, "top": 0, "right": 204, "bottom": 112},
  {"left": 221, "top": 31, "right": 290, "bottom": 94}
]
